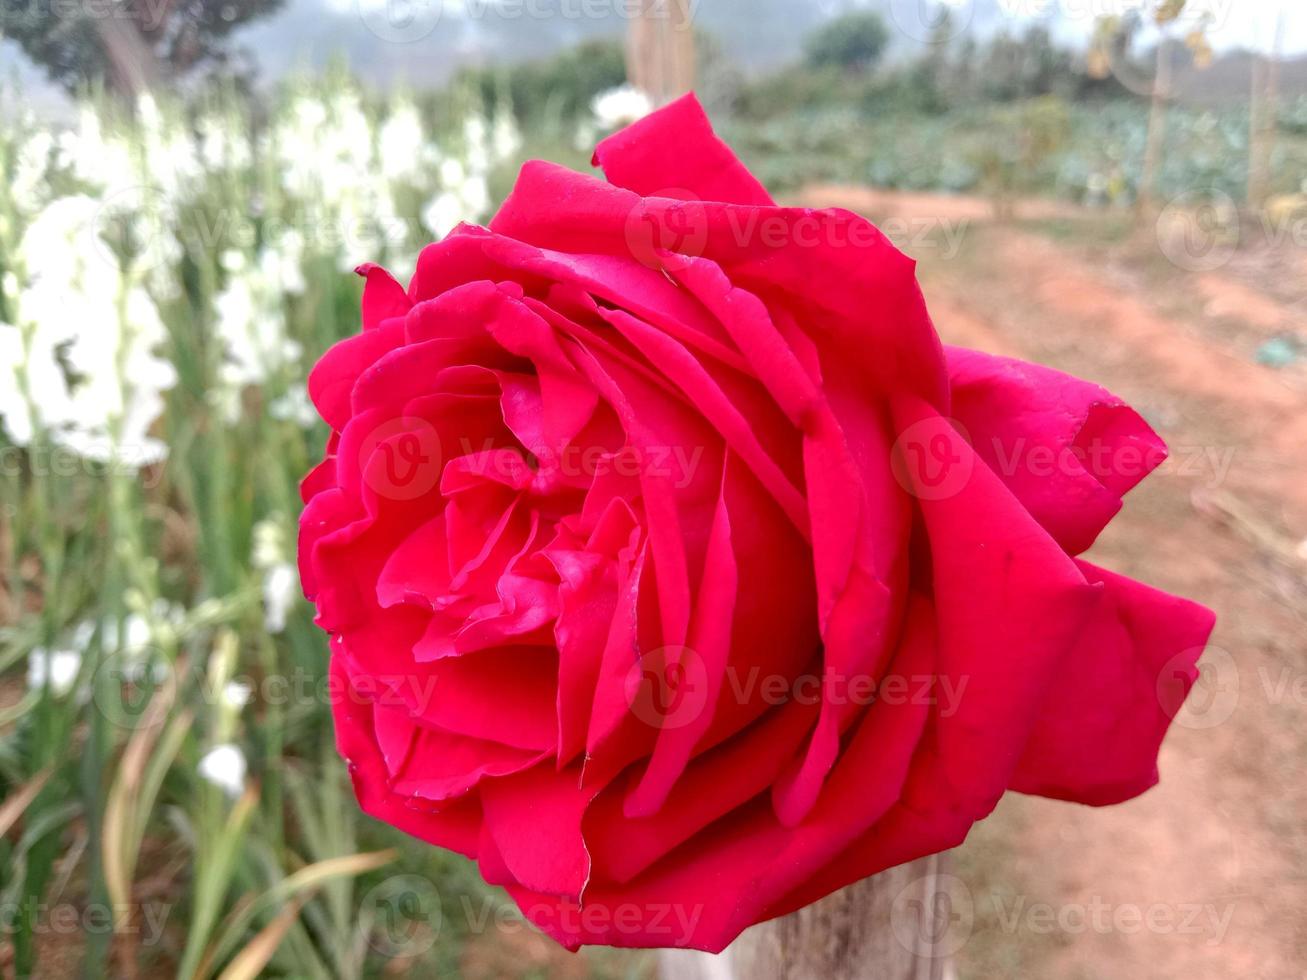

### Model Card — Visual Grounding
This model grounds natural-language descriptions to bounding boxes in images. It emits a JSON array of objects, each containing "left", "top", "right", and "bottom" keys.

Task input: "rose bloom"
[{"left": 299, "top": 95, "right": 1215, "bottom": 951}]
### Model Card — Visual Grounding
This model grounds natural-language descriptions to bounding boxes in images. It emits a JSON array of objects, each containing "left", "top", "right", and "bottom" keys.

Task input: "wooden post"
[
  {"left": 1247, "top": 13, "right": 1284, "bottom": 212},
  {"left": 627, "top": 0, "right": 696, "bottom": 106},
  {"left": 1136, "top": 37, "right": 1172, "bottom": 222},
  {"left": 659, "top": 853, "right": 955, "bottom": 980}
]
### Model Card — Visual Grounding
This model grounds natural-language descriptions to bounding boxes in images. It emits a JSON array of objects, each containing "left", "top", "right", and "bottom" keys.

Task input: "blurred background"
[{"left": 0, "top": 0, "right": 1304, "bottom": 977}]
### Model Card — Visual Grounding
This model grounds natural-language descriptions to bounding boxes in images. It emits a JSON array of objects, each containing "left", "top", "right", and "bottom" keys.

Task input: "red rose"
[{"left": 299, "top": 95, "right": 1214, "bottom": 952}]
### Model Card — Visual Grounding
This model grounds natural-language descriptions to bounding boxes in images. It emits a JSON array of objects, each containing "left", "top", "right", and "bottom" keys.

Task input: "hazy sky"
[
  {"left": 991, "top": 0, "right": 1307, "bottom": 53},
  {"left": 4, "top": 0, "right": 1305, "bottom": 110},
  {"left": 331, "top": 0, "right": 1307, "bottom": 55}
]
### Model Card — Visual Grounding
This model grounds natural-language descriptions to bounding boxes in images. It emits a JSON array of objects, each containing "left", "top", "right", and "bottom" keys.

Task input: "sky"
[
  {"left": 989, "top": 0, "right": 1307, "bottom": 54},
  {"left": 3, "top": 0, "right": 1305, "bottom": 109},
  {"left": 322, "top": 0, "right": 1307, "bottom": 58}
]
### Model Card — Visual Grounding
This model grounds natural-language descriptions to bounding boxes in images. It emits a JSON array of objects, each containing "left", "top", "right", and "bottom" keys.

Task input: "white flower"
[
  {"left": 422, "top": 192, "right": 463, "bottom": 240},
  {"left": 252, "top": 519, "right": 298, "bottom": 633},
  {"left": 252, "top": 518, "right": 286, "bottom": 571},
  {"left": 458, "top": 174, "right": 490, "bottom": 218},
  {"left": 269, "top": 387, "right": 318, "bottom": 429},
  {"left": 221, "top": 680, "right": 253, "bottom": 710},
  {"left": 56, "top": 106, "right": 136, "bottom": 194},
  {"left": 27, "top": 647, "right": 82, "bottom": 697},
  {"left": 260, "top": 232, "right": 307, "bottom": 296},
  {"left": 492, "top": 109, "right": 521, "bottom": 162},
  {"left": 211, "top": 243, "right": 304, "bottom": 412},
  {"left": 0, "top": 323, "right": 32, "bottom": 444},
  {"left": 198, "top": 743, "right": 247, "bottom": 797},
  {"left": 198, "top": 112, "right": 252, "bottom": 171},
  {"left": 0, "top": 196, "right": 176, "bottom": 464},
  {"left": 462, "top": 115, "right": 490, "bottom": 173},
  {"left": 440, "top": 157, "right": 466, "bottom": 188},
  {"left": 12, "top": 130, "right": 53, "bottom": 214},
  {"left": 379, "top": 101, "right": 426, "bottom": 183},
  {"left": 592, "top": 85, "right": 653, "bottom": 130},
  {"left": 262, "top": 563, "right": 298, "bottom": 634}
]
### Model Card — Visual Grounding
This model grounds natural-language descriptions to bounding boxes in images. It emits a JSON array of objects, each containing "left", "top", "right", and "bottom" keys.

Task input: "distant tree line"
[{"left": 0, "top": 0, "right": 282, "bottom": 96}]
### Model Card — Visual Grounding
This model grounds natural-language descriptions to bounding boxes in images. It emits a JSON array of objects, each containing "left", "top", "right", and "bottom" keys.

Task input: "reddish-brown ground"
[
  {"left": 796, "top": 185, "right": 1307, "bottom": 980},
  {"left": 479, "top": 185, "right": 1307, "bottom": 980}
]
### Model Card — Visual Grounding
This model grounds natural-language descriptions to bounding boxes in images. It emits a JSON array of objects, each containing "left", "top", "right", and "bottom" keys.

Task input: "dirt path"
[{"left": 801, "top": 187, "right": 1307, "bottom": 980}]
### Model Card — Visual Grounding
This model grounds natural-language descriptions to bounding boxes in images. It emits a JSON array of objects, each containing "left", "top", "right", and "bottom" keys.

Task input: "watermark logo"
[
  {"left": 1159, "top": 644, "right": 1238, "bottom": 730},
  {"left": 889, "top": 0, "right": 975, "bottom": 44},
  {"left": 891, "top": 872, "right": 975, "bottom": 957},
  {"left": 358, "top": 874, "right": 443, "bottom": 957},
  {"left": 891, "top": 416, "right": 975, "bottom": 501},
  {"left": 624, "top": 644, "right": 711, "bottom": 730},
  {"left": 1156, "top": 190, "right": 1241, "bottom": 272},
  {"left": 991, "top": 894, "right": 1235, "bottom": 945},
  {"left": 624, "top": 190, "right": 710, "bottom": 271},
  {"left": 358, "top": 417, "right": 443, "bottom": 502},
  {"left": 89, "top": 184, "right": 175, "bottom": 274},
  {"left": 90, "top": 646, "right": 175, "bottom": 731},
  {"left": 357, "top": 0, "right": 443, "bottom": 42}
]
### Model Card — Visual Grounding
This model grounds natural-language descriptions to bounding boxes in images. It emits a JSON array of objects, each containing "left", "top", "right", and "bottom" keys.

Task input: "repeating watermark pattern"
[
  {"left": 357, "top": 0, "right": 700, "bottom": 44},
  {"left": 623, "top": 189, "right": 971, "bottom": 269},
  {"left": 891, "top": 416, "right": 1236, "bottom": 502},
  {"left": 359, "top": 417, "right": 445, "bottom": 502},
  {"left": 86, "top": 637, "right": 1274, "bottom": 739},
  {"left": 346, "top": 400, "right": 1244, "bottom": 513},
  {"left": 359, "top": 875, "right": 443, "bottom": 957},
  {"left": 626, "top": 644, "right": 971, "bottom": 730},
  {"left": 1157, "top": 644, "right": 1238, "bottom": 731},
  {"left": 624, "top": 645, "right": 714, "bottom": 731},
  {"left": 891, "top": 872, "right": 976, "bottom": 958},
  {"left": 1256, "top": 664, "right": 1307, "bottom": 709},
  {"left": 507, "top": 897, "right": 704, "bottom": 944},
  {"left": 0, "top": 443, "right": 167, "bottom": 487},
  {"left": 624, "top": 192, "right": 710, "bottom": 271},
  {"left": 889, "top": 0, "right": 976, "bottom": 44},
  {"left": 89, "top": 656, "right": 446, "bottom": 729},
  {"left": 357, "top": 875, "right": 703, "bottom": 954},
  {"left": 1155, "top": 650, "right": 1307, "bottom": 732},
  {"left": 20, "top": 0, "right": 175, "bottom": 29},
  {"left": 891, "top": 416, "right": 976, "bottom": 502},
  {"left": 990, "top": 895, "right": 1235, "bottom": 945},
  {"left": 1157, "top": 190, "right": 1307, "bottom": 272},
  {"left": 1156, "top": 191, "right": 1241, "bottom": 273},
  {"left": 90, "top": 184, "right": 176, "bottom": 274},
  {"left": 358, "top": 423, "right": 707, "bottom": 501},
  {"left": 890, "top": 874, "right": 1237, "bottom": 957},
  {"left": 0, "top": 900, "right": 171, "bottom": 947}
]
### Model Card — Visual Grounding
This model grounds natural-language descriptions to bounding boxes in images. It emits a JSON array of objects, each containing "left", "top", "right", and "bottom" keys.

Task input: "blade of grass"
[
  {"left": 175, "top": 785, "right": 259, "bottom": 980},
  {"left": 197, "top": 849, "right": 397, "bottom": 979},
  {"left": 0, "top": 767, "right": 53, "bottom": 839},
  {"left": 214, "top": 893, "right": 311, "bottom": 980},
  {"left": 101, "top": 664, "right": 185, "bottom": 916}
]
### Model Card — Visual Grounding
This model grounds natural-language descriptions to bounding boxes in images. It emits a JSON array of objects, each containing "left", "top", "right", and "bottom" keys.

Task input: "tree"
[
  {"left": 804, "top": 11, "right": 890, "bottom": 76},
  {"left": 0, "top": 0, "right": 284, "bottom": 98}
]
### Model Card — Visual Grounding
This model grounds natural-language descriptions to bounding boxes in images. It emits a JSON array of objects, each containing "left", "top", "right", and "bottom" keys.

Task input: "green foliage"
[
  {"left": 803, "top": 11, "right": 890, "bottom": 75},
  {"left": 0, "top": 74, "right": 604, "bottom": 980},
  {"left": 0, "top": 0, "right": 284, "bottom": 95},
  {"left": 970, "top": 96, "right": 1073, "bottom": 215},
  {"left": 719, "top": 98, "right": 1307, "bottom": 205},
  {"left": 975, "top": 27, "right": 1074, "bottom": 102},
  {"left": 459, "top": 38, "right": 627, "bottom": 128}
]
